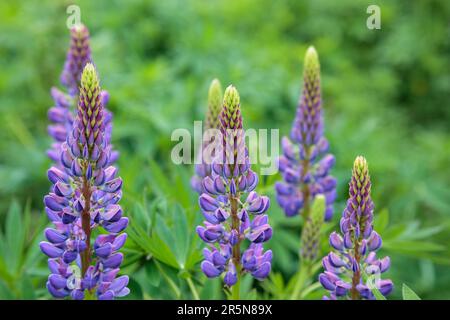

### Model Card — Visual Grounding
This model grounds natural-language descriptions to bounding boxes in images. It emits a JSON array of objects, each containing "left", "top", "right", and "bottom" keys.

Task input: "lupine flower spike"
[
  {"left": 191, "top": 79, "right": 223, "bottom": 194},
  {"left": 47, "top": 24, "right": 117, "bottom": 167},
  {"left": 300, "top": 195, "right": 325, "bottom": 264},
  {"left": 319, "top": 156, "right": 393, "bottom": 300},
  {"left": 196, "top": 85, "right": 272, "bottom": 299},
  {"left": 41, "top": 64, "right": 129, "bottom": 300},
  {"left": 275, "top": 46, "right": 336, "bottom": 221}
]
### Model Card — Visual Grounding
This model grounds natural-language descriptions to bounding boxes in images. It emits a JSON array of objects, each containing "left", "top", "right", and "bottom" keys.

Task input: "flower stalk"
[
  {"left": 40, "top": 64, "right": 129, "bottom": 300},
  {"left": 196, "top": 85, "right": 272, "bottom": 297},
  {"left": 319, "top": 156, "right": 393, "bottom": 300},
  {"left": 275, "top": 46, "right": 336, "bottom": 221}
]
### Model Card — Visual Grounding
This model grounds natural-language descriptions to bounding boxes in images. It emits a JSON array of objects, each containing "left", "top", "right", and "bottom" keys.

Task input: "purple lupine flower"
[
  {"left": 275, "top": 46, "right": 336, "bottom": 221},
  {"left": 197, "top": 85, "right": 272, "bottom": 292},
  {"left": 47, "top": 24, "right": 117, "bottom": 167},
  {"left": 319, "top": 156, "right": 393, "bottom": 300},
  {"left": 191, "top": 79, "right": 223, "bottom": 193},
  {"left": 41, "top": 64, "right": 129, "bottom": 300}
]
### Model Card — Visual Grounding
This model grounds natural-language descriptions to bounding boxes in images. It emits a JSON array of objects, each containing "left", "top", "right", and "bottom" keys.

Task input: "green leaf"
[
  {"left": 123, "top": 277, "right": 144, "bottom": 300},
  {"left": 402, "top": 284, "right": 421, "bottom": 300},
  {"left": 374, "top": 208, "right": 389, "bottom": 234},
  {"left": 145, "top": 260, "right": 161, "bottom": 287},
  {"left": 5, "top": 201, "right": 25, "bottom": 273}
]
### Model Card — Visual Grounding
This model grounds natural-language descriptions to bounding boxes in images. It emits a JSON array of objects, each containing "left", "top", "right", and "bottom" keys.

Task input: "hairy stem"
[
  {"left": 230, "top": 190, "right": 241, "bottom": 300},
  {"left": 80, "top": 174, "right": 92, "bottom": 277},
  {"left": 350, "top": 241, "right": 361, "bottom": 300}
]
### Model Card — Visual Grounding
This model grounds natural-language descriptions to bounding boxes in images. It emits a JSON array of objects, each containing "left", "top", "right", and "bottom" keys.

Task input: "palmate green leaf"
[
  {"left": 145, "top": 260, "right": 161, "bottom": 287},
  {"left": 402, "top": 283, "right": 421, "bottom": 300},
  {"left": 148, "top": 160, "right": 194, "bottom": 209}
]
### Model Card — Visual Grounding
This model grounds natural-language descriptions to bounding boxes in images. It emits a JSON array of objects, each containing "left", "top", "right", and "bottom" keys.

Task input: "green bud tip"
[
  {"left": 353, "top": 155, "right": 369, "bottom": 175},
  {"left": 81, "top": 63, "right": 100, "bottom": 91},
  {"left": 310, "top": 194, "right": 326, "bottom": 223},
  {"left": 304, "top": 46, "right": 320, "bottom": 77},
  {"left": 205, "top": 78, "right": 223, "bottom": 129},
  {"left": 223, "top": 85, "right": 240, "bottom": 111},
  {"left": 208, "top": 79, "right": 223, "bottom": 105}
]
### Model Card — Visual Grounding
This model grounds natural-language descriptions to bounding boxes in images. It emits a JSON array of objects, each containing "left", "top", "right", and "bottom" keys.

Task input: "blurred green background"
[{"left": 0, "top": 0, "right": 449, "bottom": 299}]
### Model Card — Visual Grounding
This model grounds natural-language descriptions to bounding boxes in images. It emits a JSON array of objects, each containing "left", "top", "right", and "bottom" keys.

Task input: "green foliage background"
[{"left": 0, "top": 0, "right": 449, "bottom": 299}]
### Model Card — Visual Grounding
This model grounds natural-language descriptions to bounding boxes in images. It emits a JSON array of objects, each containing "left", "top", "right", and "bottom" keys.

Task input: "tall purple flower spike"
[
  {"left": 319, "top": 156, "right": 393, "bottom": 300},
  {"left": 275, "top": 46, "right": 336, "bottom": 221},
  {"left": 47, "top": 24, "right": 118, "bottom": 167},
  {"left": 197, "top": 85, "right": 272, "bottom": 294},
  {"left": 41, "top": 64, "right": 129, "bottom": 300}
]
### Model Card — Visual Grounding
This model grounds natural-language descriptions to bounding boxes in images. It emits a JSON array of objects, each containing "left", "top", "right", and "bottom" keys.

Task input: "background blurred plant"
[{"left": 0, "top": 0, "right": 449, "bottom": 299}]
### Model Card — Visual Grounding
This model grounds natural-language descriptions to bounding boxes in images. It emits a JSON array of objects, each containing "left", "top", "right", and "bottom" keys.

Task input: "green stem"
[
  {"left": 231, "top": 273, "right": 241, "bottom": 300},
  {"left": 290, "top": 263, "right": 310, "bottom": 300},
  {"left": 154, "top": 260, "right": 181, "bottom": 298},
  {"left": 186, "top": 277, "right": 200, "bottom": 300}
]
